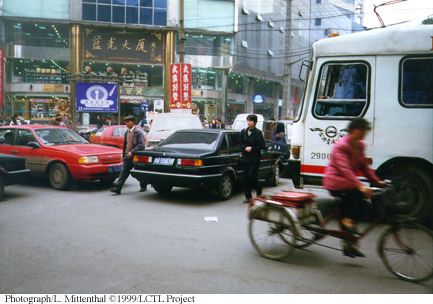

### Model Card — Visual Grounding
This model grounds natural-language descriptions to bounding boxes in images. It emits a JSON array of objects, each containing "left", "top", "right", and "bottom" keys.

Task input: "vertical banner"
[
  {"left": 170, "top": 63, "right": 192, "bottom": 112},
  {"left": 0, "top": 49, "right": 3, "bottom": 108}
]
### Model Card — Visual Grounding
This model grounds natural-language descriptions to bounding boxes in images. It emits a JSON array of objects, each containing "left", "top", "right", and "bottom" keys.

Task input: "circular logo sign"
[{"left": 325, "top": 126, "right": 338, "bottom": 138}]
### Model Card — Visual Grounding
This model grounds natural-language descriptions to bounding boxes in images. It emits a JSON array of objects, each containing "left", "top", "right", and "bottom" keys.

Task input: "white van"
[
  {"left": 232, "top": 113, "right": 265, "bottom": 130},
  {"left": 289, "top": 24, "right": 433, "bottom": 221}
]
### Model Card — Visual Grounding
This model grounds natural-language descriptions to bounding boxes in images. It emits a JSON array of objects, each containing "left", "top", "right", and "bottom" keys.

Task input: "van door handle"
[{"left": 11, "top": 150, "right": 18, "bottom": 154}]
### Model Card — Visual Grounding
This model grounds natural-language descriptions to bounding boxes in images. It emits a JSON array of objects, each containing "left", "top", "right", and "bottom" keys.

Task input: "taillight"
[
  {"left": 291, "top": 146, "right": 300, "bottom": 159},
  {"left": 177, "top": 158, "right": 203, "bottom": 167},
  {"left": 134, "top": 155, "right": 152, "bottom": 163}
]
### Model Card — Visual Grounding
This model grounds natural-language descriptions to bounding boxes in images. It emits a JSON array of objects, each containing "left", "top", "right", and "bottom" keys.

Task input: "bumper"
[
  {"left": 68, "top": 163, "right": 122, "bottom": 180},
  {"left": 3, "top": 169, "right": 31, "bottom": 186},
  {"left": 131, "top": 169, "right": 222, "bottom": 188}
]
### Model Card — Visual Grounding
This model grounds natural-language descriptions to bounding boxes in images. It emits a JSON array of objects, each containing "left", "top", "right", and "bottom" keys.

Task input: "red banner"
[
  {"left": 0, "top": 49, "right": 3, "bottom": 108},
  {"left": 170, "top": 63, "right": 191, "bottom": 111}
]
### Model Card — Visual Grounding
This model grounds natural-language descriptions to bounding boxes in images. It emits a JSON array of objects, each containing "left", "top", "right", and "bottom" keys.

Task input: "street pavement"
[{"left": 0, "top": 176, "right": 432, "bottom": 294}]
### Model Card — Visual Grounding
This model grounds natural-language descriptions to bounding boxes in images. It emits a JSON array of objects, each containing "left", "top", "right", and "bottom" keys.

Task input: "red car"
[
  {"left": 0, "top": 125, "right": 123, "bottom": 190},
  {"left": 92, "top": 125, "right": 128, "bottom": 149}
]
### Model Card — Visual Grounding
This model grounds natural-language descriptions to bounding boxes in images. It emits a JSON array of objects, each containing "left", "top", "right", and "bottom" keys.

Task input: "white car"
[
  {"left": 145, "top": 113, "right": 202, "bottom": 149},
  {"left": 232, "top": 113, "right": 265, "bottom": 131}
]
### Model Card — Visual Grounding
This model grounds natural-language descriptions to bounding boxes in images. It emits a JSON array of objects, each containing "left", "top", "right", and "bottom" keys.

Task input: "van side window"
[
  {"left": 314, "top": 63, "right": 368, "bottom": 117},
  {"left": 401, "top": 57, "right": 433, "bottom": 107}
]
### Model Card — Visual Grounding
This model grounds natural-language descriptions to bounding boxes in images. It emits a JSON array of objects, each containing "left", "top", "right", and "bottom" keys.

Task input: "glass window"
[
  {"left": 155, "top": 0, "right": 167, "bottom": 8},
  {"left": 113, "top": 6, "right": 125, "bottom": 23},
  {"left": 98, "top": 5, "right": 112, "bottom": 22},
  {"left": 126, "top": 7, "right": 139, "bottom": 23},
  {"left": 16, "top": 129, "right": 37, "bottom": 146},
  {"left": 83, "top": 4, "right": 97, "bottom": 21},
  {"left": 83, "top": 0, "right": 96, "bottom": 3},
  {"left": 0, "top": 129, "right": 15, "bottom": 145},
  {"left": 127, "top": 0, "right": 139, "bottom": 6},
  {"left": 98, "top": 0, "right": 111, "bottom": 3},
  {"left": 401, "top": 57, "right": 433, "bottom": 107},
  {"left": 113, "top": 0, "right": 126, "bottom": 4},
  {"left": 141, "top": 0, "right": 152, "bottom": 7},
  {"left": 159, "top": 132, "right": 218, "bottom": 151},
  {"left": 140, "top": 8, "right": 153, "bottom": 25},
  {"left": 154, "top": 9, "right": 166, "bottom": 26},
  {"left": 227, "top": 133, "right": 241, "bottom": 153},
  {"left": 113, "top": 127, "right": 128, "bottom": 137},
  {"left": 314, "top": 63, "right": 369, "bottom": 117}
]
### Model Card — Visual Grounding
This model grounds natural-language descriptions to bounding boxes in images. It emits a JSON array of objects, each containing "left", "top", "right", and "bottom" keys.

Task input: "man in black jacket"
[
  {"left": 240, "top": 114, "right": 265, "bottom": 203},
  {"left": 110, "top": 115, "right": 147, "bottom": 194}
]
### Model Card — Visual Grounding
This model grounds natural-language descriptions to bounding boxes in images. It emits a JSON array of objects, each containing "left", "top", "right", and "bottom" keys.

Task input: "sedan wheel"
[
  {"left": 48, "top": 163, "right": 72, "bottom": 190},
  {"left": 0, "top": 175, "right": 5, "bottom": 199},
  {"left": 217, "top": 173, "right": 234, "bottom": 200},
  {"left": 267, "top": 164, "right": 280, "bottom": 187}
]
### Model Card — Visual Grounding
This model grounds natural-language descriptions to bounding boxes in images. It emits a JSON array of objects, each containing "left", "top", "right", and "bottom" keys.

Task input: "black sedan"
[
  {"left": 131, "top": 129, "right": 285, "bottom": 200},
  {"left": 0, "top": 153, "right": 31, "bottom": 199}
]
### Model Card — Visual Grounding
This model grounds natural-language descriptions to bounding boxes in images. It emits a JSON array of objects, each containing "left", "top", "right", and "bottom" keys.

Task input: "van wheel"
[
  {"left": 267, "top": 163, "right": 280, "bottom": 187},
  {"left": 48, "top": 163, "right": 72, "bottom": 190},
  {"left": 377, "top": 165, "right": 433, "bottom": 222},
  {"left": 153, "top": 184, "right": 173, "bottom": 194}
]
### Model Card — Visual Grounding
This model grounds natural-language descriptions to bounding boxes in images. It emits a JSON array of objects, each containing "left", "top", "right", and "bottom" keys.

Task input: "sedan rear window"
[{"left": 158, "top": 132, "right": 218, "bottom": 151}]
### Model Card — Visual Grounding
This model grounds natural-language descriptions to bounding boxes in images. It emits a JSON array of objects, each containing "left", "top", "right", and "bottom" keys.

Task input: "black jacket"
[{"left": 240, "top": 127, "right": 265, "bottom": 164}]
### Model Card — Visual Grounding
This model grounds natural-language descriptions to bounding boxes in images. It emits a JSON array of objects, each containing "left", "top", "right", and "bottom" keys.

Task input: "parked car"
[
  {"left": 0, "top": 153, "right": 31, "bottom": 199},
  {"left": 131, "top": 129, "right": 284, "bottom": 200},
  {"left": 92, "top": 125, "right": 128, "bottom": 149},
  {"left": 232, "top": 113, "right": 265, "bottom": 131},
  {"left": 0, "top": 125, "right": 123, "bottom": 190},
  {"left": 145, "top": 113, "right": 202, "bottom": 149}
]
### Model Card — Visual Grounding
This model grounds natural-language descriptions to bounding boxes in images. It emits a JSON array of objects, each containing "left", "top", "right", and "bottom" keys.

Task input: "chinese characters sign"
[
  {"left": 170, "top": 63, "right": 192, "bottom": 110},
  {"left": 0, "top": 49, "right": 3, "bottom": 107},
  {"left": 76, "top": 83, "right": 118, "bottom": 112},
  {"left": 84, "top": 28, "right": 163, "bottom": 64}
]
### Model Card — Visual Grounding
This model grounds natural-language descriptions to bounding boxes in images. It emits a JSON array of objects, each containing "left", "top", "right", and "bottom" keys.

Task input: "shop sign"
[
  {"left": 0, "top": 49, "right": 3, "bottom": 108},
  {"left": 252, "top": 94, "right": 265, "bottom": 104},
  {"left": 154, "top": 99, "right": 164, "bottom": 111},
  {"left": 170, "top": 63, "right": 192, "bottom": 111},
  {"left": 76, "top": 83, "right": 118, "bottom": 112},
  {"left": 84, "top": 28, "right": 163, "bottom": 64}
]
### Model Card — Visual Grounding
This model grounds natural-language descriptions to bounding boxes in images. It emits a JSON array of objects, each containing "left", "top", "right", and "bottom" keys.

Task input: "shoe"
[
  {"left": 110, "top": 187, "right": 121, "bottom": 194},
  {"left": 343, "top": 244, "right": 365, "bottom": 258},
  {"left": 341, "top": 222, "right": 360, "bottom": 235}
]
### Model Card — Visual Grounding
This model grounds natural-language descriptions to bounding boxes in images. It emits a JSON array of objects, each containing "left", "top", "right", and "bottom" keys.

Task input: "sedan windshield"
[
  {"left": 35, "top": 128, "right": 89, "bottom": 145},
  {"left": 158, "top": 132, "right": 218, "bottom": 151}
]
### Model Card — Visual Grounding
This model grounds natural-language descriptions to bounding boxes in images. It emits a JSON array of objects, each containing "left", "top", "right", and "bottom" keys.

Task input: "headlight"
[{"left": 78, "top": 156, "right": 99, "bottom": 164}]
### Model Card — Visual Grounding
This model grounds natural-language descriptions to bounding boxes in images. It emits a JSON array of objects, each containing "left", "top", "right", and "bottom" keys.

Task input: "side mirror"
[{"left": 28, "top": 141, "right": 41, "bottom": 149}]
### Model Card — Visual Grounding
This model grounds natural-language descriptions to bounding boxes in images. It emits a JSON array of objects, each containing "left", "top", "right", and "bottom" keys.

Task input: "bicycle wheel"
[
  {"left": 378, "top": 222, "right": 433, "bottom": 282},
  {"left": 248, "top": 204, "right": 296, "bottom": 260},
  {"left": 295, "top": 207, "right": 326, "bottom": 249}
]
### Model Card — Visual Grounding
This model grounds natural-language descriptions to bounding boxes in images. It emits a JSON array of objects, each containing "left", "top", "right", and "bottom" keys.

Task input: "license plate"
[
  {"left": 153, "top": 157, "right": 175, "bottom": 165},
  {"left": 108, "top": 165, "right": 122, "bottom": 173}
]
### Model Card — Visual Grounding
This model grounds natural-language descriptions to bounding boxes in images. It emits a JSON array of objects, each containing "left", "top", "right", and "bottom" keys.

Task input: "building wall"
[
  {"left": 2, "top": 0, "right": 70, "bottom": 19},
  {"left": 185, "top": 0, "right": 234, "bottom": 32}
]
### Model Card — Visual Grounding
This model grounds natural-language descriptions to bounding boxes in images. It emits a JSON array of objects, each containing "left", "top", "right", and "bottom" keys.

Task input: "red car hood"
[{"left": 48, "top": 144, "right": 121, "bottom": 155}]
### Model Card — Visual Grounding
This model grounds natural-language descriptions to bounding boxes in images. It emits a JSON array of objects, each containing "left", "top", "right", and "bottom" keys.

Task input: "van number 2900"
[{"left": 311, "top": 152, "right": 331, "bottom": 160}]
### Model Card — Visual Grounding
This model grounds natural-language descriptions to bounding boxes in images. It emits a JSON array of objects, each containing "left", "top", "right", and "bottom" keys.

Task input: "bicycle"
[{"left": 247, "top": 186, "right": 433, "bottom": 282}]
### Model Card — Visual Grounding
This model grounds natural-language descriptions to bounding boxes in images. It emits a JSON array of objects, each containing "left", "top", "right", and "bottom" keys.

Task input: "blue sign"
[
  {"left": 76, "top": 83, "right": 118, "bottom": 112},
  {"left": 141, "top": 102, "right": 149, "bottom": 112},
  {"left": 252, "top": 94, "right": 265, "bottom": 104}
]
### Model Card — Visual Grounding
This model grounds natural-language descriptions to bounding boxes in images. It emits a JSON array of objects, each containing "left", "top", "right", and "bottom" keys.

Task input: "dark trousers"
[
  {"left": 113, "top": 157, "right": 146, "bottom": 190},
  {"left": 242, "top": 162, "right": 262, "bottom": 199},
  {"left": 330, "top": 189, "right": 365, "bottom": 220}
]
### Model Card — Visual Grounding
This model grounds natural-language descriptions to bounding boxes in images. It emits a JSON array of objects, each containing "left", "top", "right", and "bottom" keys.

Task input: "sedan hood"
[{"left": 48, "top": 144, "right": 122, "bottom": 155}]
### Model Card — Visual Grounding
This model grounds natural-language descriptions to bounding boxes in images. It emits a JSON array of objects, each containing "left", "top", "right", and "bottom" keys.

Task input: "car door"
[
  {"left": 0, "top": 128, "right": 17, "bottom": 155},
  {"left": 227, "top": 133, "right": 243, "bottom": 181},
  {"left": 10, "top": 128, "right": 43, "bottom": 174}
]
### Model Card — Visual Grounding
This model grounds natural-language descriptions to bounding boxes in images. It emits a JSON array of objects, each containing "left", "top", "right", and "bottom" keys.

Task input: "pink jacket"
[{"left": 322, "top": 135, "right": 380, "bottom": 191}]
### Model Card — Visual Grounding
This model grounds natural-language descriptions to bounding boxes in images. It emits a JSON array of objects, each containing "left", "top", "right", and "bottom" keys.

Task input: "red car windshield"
[{"left": 35, "top": 128, "right": 89, "bottom": 146}]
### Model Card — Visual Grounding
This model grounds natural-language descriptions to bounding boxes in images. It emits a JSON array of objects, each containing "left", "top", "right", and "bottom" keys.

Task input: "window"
[
  {"left": 227, "top": 133, "right": 241, "bottom": 153},
  {"left": 314, "top": 62, "right": 369, "bottom": 118},
  {"left": 315, "top": 18, "right": 321, "bottom": 26},
  {"left": 0, "top": 129, "right": 15, "bottom": 145},
  {"left": 82, "top": 0, "right": 167, "bottom": 26},
  {"left": 16, "top": 129, "right": 37, "bottom": 146},
  {"left": 400, "top": 56, "right": 433, "bottom": 107},
  {"left": 219, "top": 136, "right": 228, "bottom": 155}
]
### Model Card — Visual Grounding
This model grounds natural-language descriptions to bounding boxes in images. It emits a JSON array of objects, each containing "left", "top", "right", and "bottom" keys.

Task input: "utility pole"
[
  {"left": 179, "top": 0, "right": 185, "bottom": 63},
  {"left": 282, "top": 0, "right": 292, "bottom": 119}
]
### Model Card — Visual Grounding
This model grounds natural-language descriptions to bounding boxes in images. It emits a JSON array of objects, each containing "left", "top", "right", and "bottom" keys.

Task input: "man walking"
[
  {"left": 110, "top": 115, "right": 147, "bottom": 194},
  {"left": 240, "top": 114, "right": 265, "bottom": 203}
]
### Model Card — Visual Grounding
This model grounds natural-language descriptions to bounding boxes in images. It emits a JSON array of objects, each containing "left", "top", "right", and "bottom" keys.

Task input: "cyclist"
[{"left": 323, "top": 118, "right": 386, "bottom": 257}]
